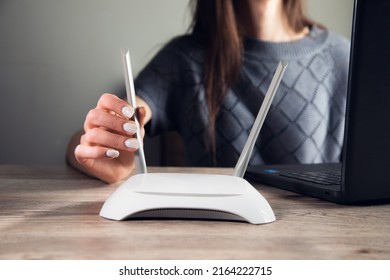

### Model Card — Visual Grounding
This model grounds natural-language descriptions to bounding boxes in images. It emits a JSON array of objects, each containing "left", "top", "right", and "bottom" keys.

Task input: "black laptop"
[{"left": 245, "top": 0, "right": 390, "bottom": 204}]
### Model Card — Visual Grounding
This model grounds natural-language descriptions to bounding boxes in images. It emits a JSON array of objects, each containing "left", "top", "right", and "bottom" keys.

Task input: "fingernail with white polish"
[
  {"left": 106, "top": 149, "right": 120, "bottom": 158},
  {"left": 125, "top": 139, "right": 139, "bottom": 149},
  {"left": 122, "top": 106, "right": 134, "bottom": 118},
  {"left": 123, "top": 122, "right": 137, "bottom": 134}
]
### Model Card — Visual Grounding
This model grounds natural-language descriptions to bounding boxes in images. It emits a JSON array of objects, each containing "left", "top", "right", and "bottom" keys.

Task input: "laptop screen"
[{"left": 342, "top": 0, "right": 390, "bottom": 200}]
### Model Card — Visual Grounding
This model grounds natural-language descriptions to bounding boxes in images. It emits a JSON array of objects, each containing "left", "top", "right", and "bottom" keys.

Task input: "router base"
[{"left": 100, "top": 173, "right": 276, "bottom": 224}]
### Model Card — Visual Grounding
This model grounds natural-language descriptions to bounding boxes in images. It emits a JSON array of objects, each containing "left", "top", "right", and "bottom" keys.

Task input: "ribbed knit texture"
[{"left": 135, "top": 26, "right": 350, "bottom": 167}]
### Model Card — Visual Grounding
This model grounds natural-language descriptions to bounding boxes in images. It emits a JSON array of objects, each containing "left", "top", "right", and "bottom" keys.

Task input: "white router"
[{"left": 99, "top": 49, "right": 288, "bottom": 224}]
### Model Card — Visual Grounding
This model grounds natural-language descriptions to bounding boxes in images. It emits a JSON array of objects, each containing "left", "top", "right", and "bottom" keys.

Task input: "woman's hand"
[{"left": 72, "top": 93, "right": 146, "bottom": 183}]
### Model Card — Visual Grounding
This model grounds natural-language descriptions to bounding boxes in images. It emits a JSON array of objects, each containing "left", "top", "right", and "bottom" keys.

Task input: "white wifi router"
[{"left": 99, "top": 49, "right": 288, "bottom": 224}]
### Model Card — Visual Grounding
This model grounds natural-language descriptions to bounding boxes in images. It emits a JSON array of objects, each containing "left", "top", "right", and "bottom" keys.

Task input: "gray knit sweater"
[{"left": 135, "top": 26, "right": 350, "bottom": 167}]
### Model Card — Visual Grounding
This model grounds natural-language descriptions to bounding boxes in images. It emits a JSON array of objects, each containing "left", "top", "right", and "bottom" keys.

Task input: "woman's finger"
[
  {"left": 82, "top": 127, "right": 140, "bottom": 151},
  {"left": 75, "top": 144, "right": 120, "bottom": 160},
  {"left": 97, "top": 93, "right": 135, "bottom": 119},
  {"left": 84, "top": 108, "right": 138, "bottom": 135}
]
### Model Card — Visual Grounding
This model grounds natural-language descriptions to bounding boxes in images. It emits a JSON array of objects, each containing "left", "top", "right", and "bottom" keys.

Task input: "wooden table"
[{"left": 1, "top": 165, "right": 389, "bottom": 260}]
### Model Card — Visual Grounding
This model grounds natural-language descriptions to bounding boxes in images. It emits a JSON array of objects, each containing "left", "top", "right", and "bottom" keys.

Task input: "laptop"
[{"left": 245, "top": 0, "right": 390, "bottom": 204}]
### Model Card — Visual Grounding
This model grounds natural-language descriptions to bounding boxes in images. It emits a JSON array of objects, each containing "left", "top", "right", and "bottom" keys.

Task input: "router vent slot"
[{"left": 129, "top": 208, "right": 244, "bottom": 222}]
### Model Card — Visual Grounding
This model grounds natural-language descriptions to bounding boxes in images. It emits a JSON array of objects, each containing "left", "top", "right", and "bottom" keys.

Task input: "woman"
[{"left": 67, "top": 0, "right": 350, "bottom": 183}]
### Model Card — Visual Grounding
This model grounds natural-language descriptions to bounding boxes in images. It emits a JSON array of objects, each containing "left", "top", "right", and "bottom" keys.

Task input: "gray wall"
[
  {"left": 307, "top": 0, "right": 354, "bottom": 38},
  {"left": 0, "top": 0, "right": 354, "bottom": 164}
]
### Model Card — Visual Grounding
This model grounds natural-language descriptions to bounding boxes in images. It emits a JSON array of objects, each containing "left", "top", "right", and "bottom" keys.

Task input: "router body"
[{"left": 100, "top": 173, "right": 275, "bottom": 224}]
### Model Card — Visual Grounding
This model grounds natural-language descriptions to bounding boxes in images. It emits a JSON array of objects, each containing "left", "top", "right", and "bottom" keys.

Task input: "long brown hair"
[{"left": 190, "top": 0, "right": 314, "bottom": 164}]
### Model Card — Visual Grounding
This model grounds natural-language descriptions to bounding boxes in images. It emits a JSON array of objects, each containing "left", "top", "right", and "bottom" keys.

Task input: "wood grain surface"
[{"left": 0, "top": 165, "right": 389, "bottom": 260}]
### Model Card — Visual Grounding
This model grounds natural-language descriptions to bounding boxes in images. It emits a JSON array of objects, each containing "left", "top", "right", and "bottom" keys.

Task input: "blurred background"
[{"left": 0, "top": 0, "right": 354, "bottom": 165}]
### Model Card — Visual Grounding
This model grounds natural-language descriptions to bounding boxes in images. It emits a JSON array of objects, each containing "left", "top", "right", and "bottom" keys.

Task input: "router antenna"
[
  {"left": 233, "top": 60, "right": 288, "bottom": 178},
  {"left": 121, "top": 48, "right": 148, "bottom": 174}
]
